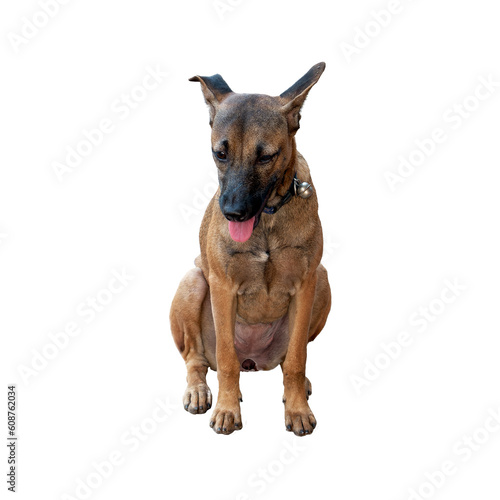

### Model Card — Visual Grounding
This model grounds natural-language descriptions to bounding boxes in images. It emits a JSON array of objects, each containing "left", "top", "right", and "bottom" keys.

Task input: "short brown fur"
[{"left": 170, "top": 63, "right": 331, "bottom": 436}]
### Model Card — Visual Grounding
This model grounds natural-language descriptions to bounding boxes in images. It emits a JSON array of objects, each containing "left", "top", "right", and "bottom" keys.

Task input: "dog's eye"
[
  {"left": 215, "top": 151, "right": 227, "bottom": 161},
  {"left": 258, "top": 155, "right": 273, "bottom": 164}
]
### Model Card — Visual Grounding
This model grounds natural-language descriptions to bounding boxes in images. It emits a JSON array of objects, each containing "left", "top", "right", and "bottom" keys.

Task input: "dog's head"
[{"left": 189, "top": 62, "right": 325, "bottom": 242}]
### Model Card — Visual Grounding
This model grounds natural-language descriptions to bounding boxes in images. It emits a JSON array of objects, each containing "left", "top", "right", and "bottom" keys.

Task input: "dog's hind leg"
[{"left": 170, "top": 267, "right": 212, "bottom": 414}]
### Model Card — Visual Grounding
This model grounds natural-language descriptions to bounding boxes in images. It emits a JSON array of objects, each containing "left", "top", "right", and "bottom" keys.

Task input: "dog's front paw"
[
  {"left": 284, "top": 402, "right": 316, "bottom": 436},
  {"left": 209, "top": 401, "right": 243, "bottom": 435},
  {"left": 183, "top": 383, "right": 212, "bottom": 414}
]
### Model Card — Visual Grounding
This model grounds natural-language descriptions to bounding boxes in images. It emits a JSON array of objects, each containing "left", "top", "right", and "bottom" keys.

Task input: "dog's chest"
[{"left": 228, "top": 245, "right": 308, "bottom": 323}]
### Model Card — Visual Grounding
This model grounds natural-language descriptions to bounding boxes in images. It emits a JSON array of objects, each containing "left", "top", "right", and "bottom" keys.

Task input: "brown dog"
[{"left": 170, "top": 62, "right": 331, "bottom": 436}]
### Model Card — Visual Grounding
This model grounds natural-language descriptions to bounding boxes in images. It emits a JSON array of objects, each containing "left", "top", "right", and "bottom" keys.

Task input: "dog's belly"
[
  {"left": 236, "top": 288, "right": 292, "bottom": 324},
  {"left": 234, "top": 315, "right": 289, "bottom": 371}
]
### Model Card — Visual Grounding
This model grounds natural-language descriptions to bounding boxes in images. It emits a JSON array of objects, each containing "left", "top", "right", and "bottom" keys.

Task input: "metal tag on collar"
[{"left": 294, "top": 177, "right": 314, "bottom": 199}]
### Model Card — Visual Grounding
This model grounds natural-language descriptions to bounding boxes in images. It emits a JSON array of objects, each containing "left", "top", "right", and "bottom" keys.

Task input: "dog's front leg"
[
  {"left": 209, "top": 276, "right": 242, "bottom": 435},
  {"left": 282, "top": 272, "right": 318, "bottom": 436}
]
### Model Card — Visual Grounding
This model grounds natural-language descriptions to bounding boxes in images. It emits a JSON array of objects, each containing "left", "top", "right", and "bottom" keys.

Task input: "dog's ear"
[
  {"left": 189, "top": 74, "right": 233, "bottom": 126},
  {"left": 279, "top": 62, "right": 325, "bottom": 134}
]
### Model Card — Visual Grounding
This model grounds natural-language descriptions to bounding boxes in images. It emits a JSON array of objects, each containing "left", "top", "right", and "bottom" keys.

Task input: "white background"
[{"left": 1, "top": 0, "right": 500, "bottom": 499}]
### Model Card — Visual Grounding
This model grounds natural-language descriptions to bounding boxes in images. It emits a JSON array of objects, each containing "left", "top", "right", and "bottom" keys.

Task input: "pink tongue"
[{"left": 228, "top": 216, "right": 255, "bottom": 242}]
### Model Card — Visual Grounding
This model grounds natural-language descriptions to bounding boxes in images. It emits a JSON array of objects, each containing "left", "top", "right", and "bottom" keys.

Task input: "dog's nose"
[{"left": 223, "top": 209, "right": 247, "bottom": 222}]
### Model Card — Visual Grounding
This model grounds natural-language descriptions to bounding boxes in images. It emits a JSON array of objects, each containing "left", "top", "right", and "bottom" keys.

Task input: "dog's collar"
[
  {"left": 262, "top": 174, "right": 297, "bottom": 215},
  {"left": 263, "top": 173, "right": 314, "bottom": 215}
]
